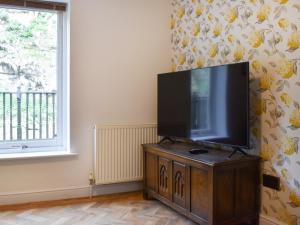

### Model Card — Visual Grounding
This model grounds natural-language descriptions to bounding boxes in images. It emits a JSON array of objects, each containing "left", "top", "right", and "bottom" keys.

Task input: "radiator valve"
[{"left": 89, "top": 172, "right": 95, "bottom": 185}]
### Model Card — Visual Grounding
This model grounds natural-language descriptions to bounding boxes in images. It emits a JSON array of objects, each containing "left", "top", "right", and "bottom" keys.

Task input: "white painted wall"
[{"left": 0, "top": 0, "right": 171, "bottom": 204}]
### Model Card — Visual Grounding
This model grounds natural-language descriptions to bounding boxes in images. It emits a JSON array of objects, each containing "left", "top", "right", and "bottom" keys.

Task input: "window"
[{"left": 0, "top": 1, "right": 69, "bottom": 154}]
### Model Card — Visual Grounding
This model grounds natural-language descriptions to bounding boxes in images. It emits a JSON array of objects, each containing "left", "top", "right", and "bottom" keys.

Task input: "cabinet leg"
[
  {"left": 238, "top": 218, "right": 259, "bottom": 225},
  {"left": 143, "top": 191, "right": 148, "bottom": 200},
  {"left": 250, "top": 218, "right": 259, "bottom": 225},
  {"left": 143, "top": 191, "right": 154, "bottom": 200},
  {"left": 239, "top": 218, "right": 259, "bottom": 225},
  {"left": 143, "top": 191, "right": 149, "bottom": 200}
]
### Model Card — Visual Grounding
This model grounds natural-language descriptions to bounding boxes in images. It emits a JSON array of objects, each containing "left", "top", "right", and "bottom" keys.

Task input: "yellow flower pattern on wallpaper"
[
  {"left": 226, "top": 7, "right": 238, "bottom": 23},
  {"left": 288, "top": 31, "right": 300, "bottom": 51},
  {"left": 280, "top": 93, "right": 292, "bottom": 106},
  {"left": 181, "top": 36, "right": 190, "bottom": 48},
  {"left": 195, "top": 5, "right": 204, "bottom": 17},
  {"left": 228, "top": 34, "right": 235, "bottom": 43},
  {"left": 257, "top": 4, "right": 271, "bottom": 23},
  {"left": 276, "top": 0, "right": 289, "bottom": 4},
  {"left": 252, "top": 60, "right": 261, "bottom": 72},
  {"left": 209, "top": 43, "right": 218, "bottom": 58},
  {"left": 289, "top": 192, "right": 300, "bottom": 207},
  {"left": 260, "top": 144, "right": 274, "bottom": 161},
  {"left": 249, "top": 31, "right": 264, "bottom": 48},
  {"left": 278, "top": 18, "right": 289, "bottom": 30},
  {"left": 289, "top": 108, "right": 300, "bottom": 129},
  {"left": 191, "top": 23, "right": 200, "bottom": 36},
  {"left": 283, "top": 137, "right": 298, "bottom": 155},
  {"left": 260, "top": 73, "right": 274, "bottom": 91},
  {"left": 196, "top": 57, "right": 205, "bottom": 68},
  {"left": 250, "top": 0, "right": 258, "bottom": 5},
  {"left": 177, "top": 6, "right": 185, "bottom": 19},
  {"left": 171, "top": 0, "right": 300, "bottom": 224},
  {"left": 212, "top": 23, "right": 222, "bottom": 37},
  {"left": 277, "top": 59, "right": 296, "bottom": 78},
  {"left": 233, "top": 45, "right": 245, "bottom": 61}
]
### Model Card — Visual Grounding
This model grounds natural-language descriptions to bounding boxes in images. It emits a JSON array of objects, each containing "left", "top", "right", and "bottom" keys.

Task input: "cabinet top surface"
[{"left": 142, "top": 143, "right": 260, "bottom": 166}]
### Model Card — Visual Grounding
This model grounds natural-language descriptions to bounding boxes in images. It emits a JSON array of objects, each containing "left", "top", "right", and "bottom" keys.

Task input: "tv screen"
[{"left": 157, "top": 62, "right": 249, "bottom": 148}]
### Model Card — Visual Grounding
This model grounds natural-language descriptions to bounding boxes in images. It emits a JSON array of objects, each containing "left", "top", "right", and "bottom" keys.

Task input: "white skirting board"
[
  {"left": 0, "top": 182, "right": 142, "bottom": 206},
  {"left": 260, "top": 214, "right": 288, "bottom": 225}
]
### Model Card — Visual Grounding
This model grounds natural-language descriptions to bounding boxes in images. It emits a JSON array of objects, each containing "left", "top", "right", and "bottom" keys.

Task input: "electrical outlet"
[{"left": 263, "top": 174, "right": 280, "bottom": 191}]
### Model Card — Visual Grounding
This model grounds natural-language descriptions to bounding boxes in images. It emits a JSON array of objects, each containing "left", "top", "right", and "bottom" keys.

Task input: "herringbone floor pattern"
[{"left": 0, "top": 193, "right": 196, "bottom": 225}]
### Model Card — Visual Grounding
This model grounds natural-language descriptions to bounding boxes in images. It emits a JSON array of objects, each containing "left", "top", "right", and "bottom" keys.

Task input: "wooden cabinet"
[{"left": 143, "top": 143, "right": 260, "bottom": 225}]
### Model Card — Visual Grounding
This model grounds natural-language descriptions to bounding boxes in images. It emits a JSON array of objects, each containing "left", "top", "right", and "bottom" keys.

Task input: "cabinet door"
[
  {"left": 158, "top": 157, "right": 172, "bottom": 200},
  {"left": 173, "top": 162, "right": 189, "bottom": 208},
  {"left": 190, "top": 167, "right": 209, "bottom": 221}
]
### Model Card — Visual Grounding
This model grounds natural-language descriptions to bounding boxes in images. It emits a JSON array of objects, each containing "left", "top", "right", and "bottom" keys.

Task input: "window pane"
[{"left": 0, "top": 8, "right": 58, "bottom": 142}]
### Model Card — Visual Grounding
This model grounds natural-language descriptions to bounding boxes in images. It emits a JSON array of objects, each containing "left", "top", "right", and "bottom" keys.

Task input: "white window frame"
[{"left": 0, "top": 3, "right": 70, "bottom": 154}]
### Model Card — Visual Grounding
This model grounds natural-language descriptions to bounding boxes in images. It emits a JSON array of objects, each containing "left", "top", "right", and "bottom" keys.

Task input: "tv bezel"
[{"left": 157, "top": 61, "right": 250, "bottom": 149}]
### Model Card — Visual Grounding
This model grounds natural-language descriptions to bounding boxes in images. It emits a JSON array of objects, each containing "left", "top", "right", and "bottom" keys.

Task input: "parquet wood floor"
[{"left": 0, "top": 192, "right": 196, "bottom": 225}]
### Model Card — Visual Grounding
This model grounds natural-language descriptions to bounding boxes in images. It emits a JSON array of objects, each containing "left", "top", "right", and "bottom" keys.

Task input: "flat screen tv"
[{"left": 157, "top": 62, "right": 249, "bottom": 149}]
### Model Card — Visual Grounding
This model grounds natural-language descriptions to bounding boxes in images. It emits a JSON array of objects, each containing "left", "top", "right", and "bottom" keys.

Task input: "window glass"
[{"left": 0, "top": 8, "right": 59, "bottom": 143}]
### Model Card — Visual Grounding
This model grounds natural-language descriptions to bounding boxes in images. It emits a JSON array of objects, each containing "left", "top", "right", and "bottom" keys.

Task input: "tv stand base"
[
  {"left": 158, "top": 136, "right": 175, "bottom": 144},
  {"left": 228, "top": 147, "right": 248, "bottom": 158}
]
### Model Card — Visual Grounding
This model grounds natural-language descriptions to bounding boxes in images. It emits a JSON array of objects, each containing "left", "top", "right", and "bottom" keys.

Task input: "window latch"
[
  {"left": 21, "top": 145, "right": 28, "bottom": 150},
  {"left": 11, "top": 145, "right": 29, "bottom": 150}
]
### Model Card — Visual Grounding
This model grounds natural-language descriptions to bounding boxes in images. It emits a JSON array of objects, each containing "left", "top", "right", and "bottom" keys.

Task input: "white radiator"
[{"left": 93, "top": 124, "right": 159, "bottom": 185}]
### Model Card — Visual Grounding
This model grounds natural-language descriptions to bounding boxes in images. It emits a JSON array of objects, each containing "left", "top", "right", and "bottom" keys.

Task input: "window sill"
[{"left": 0, "top": 151, "right": 77, "bottom": 160}]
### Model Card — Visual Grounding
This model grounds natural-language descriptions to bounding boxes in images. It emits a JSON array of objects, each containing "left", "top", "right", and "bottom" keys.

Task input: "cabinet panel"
[
  {"left": 173, "top": 161, "right": 188, "bottom": 208},
  {"left": 190, "top": 167, "right": 209, "bottom": 221},
  {"left": 145, "top": 152, "right": 158, "bottom": 192},
  {"left": 158, "top": 157, "right": 172, "bottom": 200},
  {"left": 215, "top": 168, "right": 235, "bottom": 221},
  {"left": 235, "top": 165, "right": 259, "bottom": 217}
]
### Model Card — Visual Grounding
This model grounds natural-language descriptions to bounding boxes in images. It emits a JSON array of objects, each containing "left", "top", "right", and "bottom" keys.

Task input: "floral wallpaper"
[{"left": 171, "top": 0, "right": 300, "bottom": 224}]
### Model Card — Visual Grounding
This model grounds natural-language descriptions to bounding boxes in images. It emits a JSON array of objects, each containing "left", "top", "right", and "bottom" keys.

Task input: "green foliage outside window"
[{"left": 0, "top": 8, "right": 57, "bottom": 92}]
